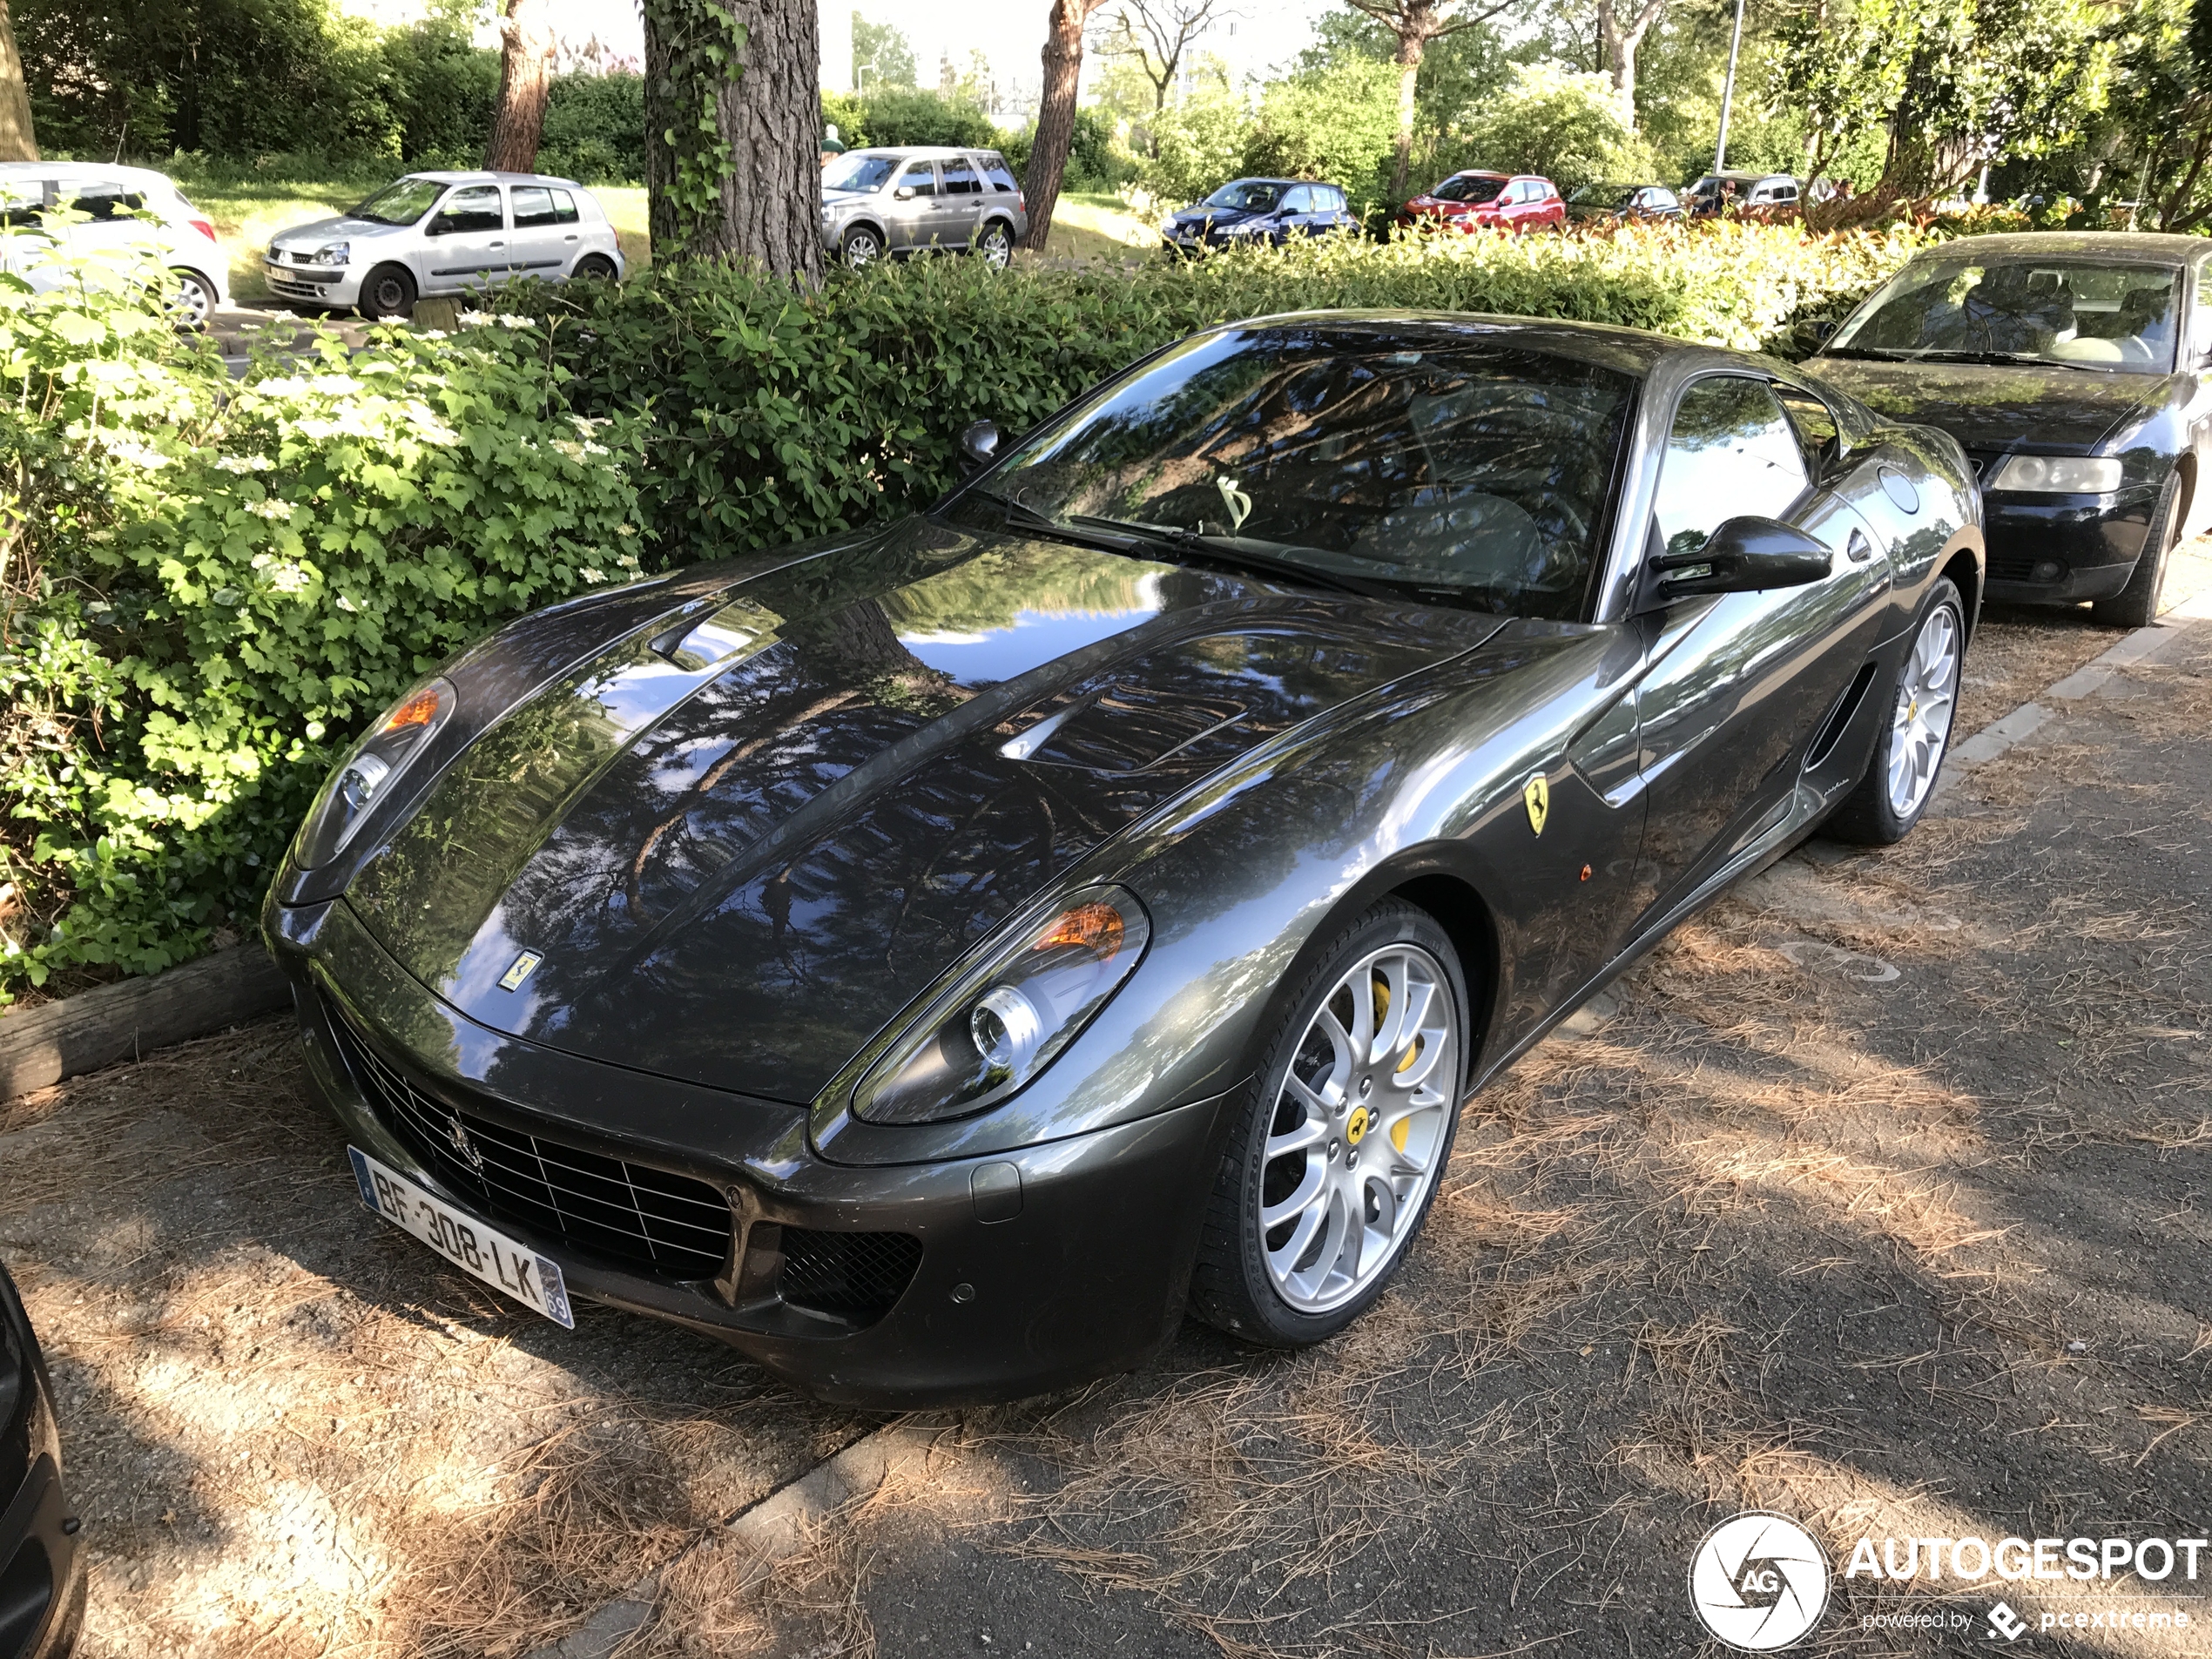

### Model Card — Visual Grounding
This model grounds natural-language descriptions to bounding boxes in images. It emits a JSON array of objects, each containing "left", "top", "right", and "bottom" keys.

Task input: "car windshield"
[
  {"left": 1572, "top": 184, "right": 1642, "bottom": 207},
  {"left": 1204, "top": 181, "right": 1282, "bottom": 212},
  {"left": 1830, "top": 257, "right": 2182, "bottom": 373},
  {"left": 349, "top": 178, "right": 445, "bottom": 226},
  {"left": 1433, "top": 175, "right": 1507, "bottom": 204},
  {"left": 949, "top": 326, "right": 1635, "bottom": 621},
  {"left": 824, "top": 152, "right": 900, "bottom": 192}
]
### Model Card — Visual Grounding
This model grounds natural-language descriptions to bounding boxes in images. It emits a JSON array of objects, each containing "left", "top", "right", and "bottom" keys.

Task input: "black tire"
[
  {"left": 974, "top": 219, "right": 1014, "bottom": 270},
  {"left": 1189, "top": 900, "right": 1469, "bottom": 1347},
  {"left": 1824, "top": 577, "right": 1966, "bottom": 846},
  {"left": 841, "top": 224, "right": 885, "bottom": 269},
  {"left": 2092, "top": 470, "right": 2184, "bottom": 630},
  {"left": 571, "top": 253, "right": 619, "bottom": 283},
  {"left": 358, "top": 264, "right": 416, "bottom": 321}
]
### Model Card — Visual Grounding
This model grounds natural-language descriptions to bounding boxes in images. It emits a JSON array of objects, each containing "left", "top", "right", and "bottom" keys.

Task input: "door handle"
[
  {"left": 489, "top": 239, "right": 506, "bottom": 247},
  {"left": 1845, "top": 529, "right": 1874, "bottom": 563},
  {"left": 564, "top": 233, "right": 579, "bottom": 241}
]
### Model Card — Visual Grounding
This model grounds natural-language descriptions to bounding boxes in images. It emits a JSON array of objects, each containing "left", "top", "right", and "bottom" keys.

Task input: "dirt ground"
[{"left": 3, "top": 578, "right": 2209, "bottom": 1657}]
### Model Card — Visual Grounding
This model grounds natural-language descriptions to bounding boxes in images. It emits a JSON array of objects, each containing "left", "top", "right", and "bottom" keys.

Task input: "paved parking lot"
[{"left": 3, "top": 591, "right": 2209, "bottom": 1657}]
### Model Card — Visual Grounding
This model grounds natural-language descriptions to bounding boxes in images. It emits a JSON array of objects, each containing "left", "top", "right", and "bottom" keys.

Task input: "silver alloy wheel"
[
  {"left": 844, "top": 228, "right": 881, "bottom": 269},
  {"left": 169, "top": 270, "right": 214, "bottom": 329},
  {"left": 1258, "top": 943, "right": 1459, "bottom": 1313},
  {"left": 1886, "top": 601, "right": 1960, "bottom": 818},
  {"left": 978, "top": 223, "right": 1013, "bottom": 269}
]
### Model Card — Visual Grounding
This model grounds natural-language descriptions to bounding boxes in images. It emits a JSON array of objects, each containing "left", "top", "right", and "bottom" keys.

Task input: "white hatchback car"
[
  {"left": 0, "top": 162, "right": 232, "bottom": 325},
  {"left": 265, "top": 171, "right": 624, "bottom": 320}
]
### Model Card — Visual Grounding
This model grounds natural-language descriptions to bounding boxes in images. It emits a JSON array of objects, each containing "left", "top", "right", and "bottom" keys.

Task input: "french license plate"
[{"left": 347, "top": 1145, "right": 574, "bottom": 1328}]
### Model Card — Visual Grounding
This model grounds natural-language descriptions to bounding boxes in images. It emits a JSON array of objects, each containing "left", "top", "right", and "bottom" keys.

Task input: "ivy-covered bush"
[{"left": 0, "top": 267, "right": 644, "bottom": 997}]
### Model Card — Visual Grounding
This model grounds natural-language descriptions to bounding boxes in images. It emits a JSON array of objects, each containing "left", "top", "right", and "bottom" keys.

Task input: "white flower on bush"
[
  {"left": 213, "top": 454, "right": 273, "bottom": 474},
  {"left": 577, "top": 566, "right": 606, "bottom": 584},
  {"left": 335, "top": 595, "right": 360, "bottom": 613},
  {"left": 250, "top": 552, "right": 312, "bottom": 595},
  {"left": 458, "top": 310, "right": 495, "bottom": 327},
  {"left": 98, "top": 434, "right": 170, "bottom": 469},
  {"left": 246, "top": 499, "right": 293, "bottom": 523}
]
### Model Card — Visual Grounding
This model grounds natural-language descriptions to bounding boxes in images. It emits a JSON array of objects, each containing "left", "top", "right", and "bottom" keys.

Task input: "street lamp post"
[
  {"left": 1712, "top": 0, "right": 1748, "bottom": 176},
  {"left": 857, "top": 62, "right": 876, "bottom": 93}
]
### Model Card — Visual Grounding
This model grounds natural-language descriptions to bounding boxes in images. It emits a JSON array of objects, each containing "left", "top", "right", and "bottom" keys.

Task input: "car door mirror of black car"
[
  {"left": 1795, "top": 318, "right": 1839, "bottom": 352},
  {"left": 1649, "top": 516, "right": 1832, "bottom": 600},
  {"left": 959, "top": 419, "right": 1001, "bottom": 473}
]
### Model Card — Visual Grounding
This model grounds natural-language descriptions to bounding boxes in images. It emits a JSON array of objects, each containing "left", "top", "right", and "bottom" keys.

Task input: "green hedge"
[
  {"left": 526, "top": 220, "right": 1929, "bottom": 562},
  {"left": 3, "top": 220, "right": 1927, "bottom": 1001}
]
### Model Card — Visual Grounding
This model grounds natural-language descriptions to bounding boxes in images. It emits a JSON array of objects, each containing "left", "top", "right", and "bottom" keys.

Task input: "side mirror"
[
  {"left": 1650, "top": 516, "right": 1831, "bottom": 599},
  {"left": 959, "top": 419, "right": 1001, "bottom": 473},
  {"left": 422, "top": 218, "right": 446, "bottom": 237},
  {"left": 1795, "top": 317, "right": 1839, "bottom": 354},
  {"left": 894, "top": 185, "right": 915, "bottom": 201}
]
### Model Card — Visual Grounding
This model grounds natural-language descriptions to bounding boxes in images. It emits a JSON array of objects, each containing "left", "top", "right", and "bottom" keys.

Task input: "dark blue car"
[{"left": 1163, "top": 178, "right": 1359, "bottom": 255}]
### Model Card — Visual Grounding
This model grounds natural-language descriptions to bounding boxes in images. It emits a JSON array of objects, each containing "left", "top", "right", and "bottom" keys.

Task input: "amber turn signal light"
[{"left": 1034, "top": 902, "right": 1126, "bottom": 961}]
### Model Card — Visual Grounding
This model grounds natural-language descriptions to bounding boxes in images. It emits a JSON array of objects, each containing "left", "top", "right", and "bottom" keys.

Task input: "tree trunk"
[
  {"left": 484, "top": 0, "right": 558, "bottom": 172},
  {"left": 0, "top": 0, "right": 35, "bottom": 163},
  {"left": 1389, "top": 36, "right": 1423, "bottom": 200},
  {"left": 643, "top": 0, "right": 826, "bottom": 284},
  {"left": 1595, "top": 0, "right": 1663, "bottom": 108},
  {"left": 1022, "top": 0, "right": 1104, "bottom": 252}
]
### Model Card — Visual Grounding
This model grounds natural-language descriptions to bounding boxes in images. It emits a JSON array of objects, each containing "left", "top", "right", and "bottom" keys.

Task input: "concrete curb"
[
  {"left": 0, "top": 944, "right": 291, "bottom": 1103},
  {"left": 523, "top": 1417, "right": 949, "bottom": 1659}
]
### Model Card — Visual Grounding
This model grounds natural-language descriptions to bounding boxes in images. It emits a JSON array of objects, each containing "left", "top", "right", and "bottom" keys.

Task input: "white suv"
[
  {"left": 265, "top": 171, "right": 625, "bottom": 320},
  {"left": 0, "top": 162, "right": 232, "bottom": 325}
]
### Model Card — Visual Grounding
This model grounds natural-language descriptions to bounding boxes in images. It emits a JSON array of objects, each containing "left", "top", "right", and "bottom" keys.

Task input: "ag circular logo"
[{"left": 1688, "top": 1511, "right": 1830, "bottom": 1650}]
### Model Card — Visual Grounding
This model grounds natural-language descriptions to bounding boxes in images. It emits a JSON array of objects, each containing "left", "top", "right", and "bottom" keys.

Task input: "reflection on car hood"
[
  {"left": 1805, "top": 356, "right": 2168, "bottom": 452},
  {"left": 272, "top": 214, "right": 400, "bottom": 247},
  {"left": 1171, "top": 204, "right": 1261, "bottom": 227},
  {"left": 342, "top": 522, "right": 1505, "bottom": 1103}
]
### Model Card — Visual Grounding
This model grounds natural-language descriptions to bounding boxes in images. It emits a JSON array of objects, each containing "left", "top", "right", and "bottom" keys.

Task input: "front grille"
[
  {"left": 778, "top": 1227, "right": 923, "bottom": 1320},
  {"left": 325, "top": 996, "right": 734, "bottom": 1280}
]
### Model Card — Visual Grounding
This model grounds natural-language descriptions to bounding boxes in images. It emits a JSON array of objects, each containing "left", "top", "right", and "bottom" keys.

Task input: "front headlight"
[
  {"left": 293, "top": 678, "right": 456, "bottom": 869},
  {"left": 852, "top": 885, "right": 1151, "bottom": 1125},
  {"left": 311, "top": 241, "right": 351, "bottom": 266},
  {"left": 1989, "top": 455, "right": 2122, "bottom": 494}
]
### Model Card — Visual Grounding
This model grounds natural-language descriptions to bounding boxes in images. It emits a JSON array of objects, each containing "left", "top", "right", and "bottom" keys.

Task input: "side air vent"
[{"left": 1806, "top": 659, "right": 1880, "bottom": 772}]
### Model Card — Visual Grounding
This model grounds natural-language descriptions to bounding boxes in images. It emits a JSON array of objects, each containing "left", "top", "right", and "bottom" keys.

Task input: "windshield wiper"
[
  {"left": 1909, "top": 349, "right": 2097, "bottom": 372},
  {"left": 962, "top": 490, "right": 1157, "bottom": 555},
  {"left": 1063, "top": 515, "right": 1395, "bottom": 599}
]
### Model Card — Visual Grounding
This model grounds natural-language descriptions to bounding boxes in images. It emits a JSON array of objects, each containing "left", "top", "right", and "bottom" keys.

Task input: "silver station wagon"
[
  {"left": 265, "top": 170, "right": 624, "bottom": 320},
  {"left": 821, "top": 146, "right": 1028, "bottom": 270}
]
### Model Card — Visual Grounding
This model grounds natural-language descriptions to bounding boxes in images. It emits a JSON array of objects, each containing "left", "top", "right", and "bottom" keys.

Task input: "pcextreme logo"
[{"left": 1689, "top": 1512, "right": 1831, "bottom": 1651}]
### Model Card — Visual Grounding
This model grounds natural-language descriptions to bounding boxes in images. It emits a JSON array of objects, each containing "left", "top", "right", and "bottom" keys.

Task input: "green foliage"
[
  {"left": 640, "top": 0, "right": 752, "bottom": 252},
  {"left": 853, "top": 10, "right": 921, "bottom": 89},
  {"left": 0, "top": 257, "right": 645, "bottom": 998},
  {"left": 847, "top": 87, "right": 1001, "bottom": 150},
  {"left": 377, "top": 9, "right": 502, "bottom": 169},
  {"left": 999, "top": 110, "right": 1134, "bottom": 192},
  {"left": 540, "top": 71, "right": 649, "bottom": 185},
  {"left": 1243, "top": 59, "right": 1402, "bottom": 207},
  {"left": 1143, "top": 91, "right": 1254, "bottom": 206},
  {"left": 1447, "top": 61, "right": 1657, "bottom": 194},
  {"left": 516, "top": 220, "right": 1929, "bottom": 566}
]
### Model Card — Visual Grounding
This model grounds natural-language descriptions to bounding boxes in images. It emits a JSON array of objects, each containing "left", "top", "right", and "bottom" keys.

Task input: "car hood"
[
  {"left": 273, "top": 213, "right": 403, "bottom": 247},
  {"left": 1403, "top": 197, "right": 1489, "bottom": 215},
  {"left": 342, "top": 521, "right": 1505, "bottom": 1103},
  {"left": 1805, "top": 356, "right": 2168, "bottom": 452},
  {"left": 1171, "top": 204, "right": 1262, "bottom": 228}
]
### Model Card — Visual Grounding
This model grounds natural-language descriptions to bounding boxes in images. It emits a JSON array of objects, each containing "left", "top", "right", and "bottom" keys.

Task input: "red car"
[{"left": 1397, "top": 172, "right": 1566, "bottom": 234}]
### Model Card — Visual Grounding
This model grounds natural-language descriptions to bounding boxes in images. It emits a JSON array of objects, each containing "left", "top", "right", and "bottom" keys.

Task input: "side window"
[
  {"left": 1651, "top": 377, "right": 1812, "bottom": 560},
  {"left": 942, "top": 156, "right": 980, "bottom": 195},
  {"left": 1322, "top": 185, "right": 1346, "bottom": 212},
  {"left": 1774, "top": 384, "right": 1841, "bottom": 473},
  {"left": 550, "top": 188, "right": 579, "bottom": 224},
  {"left": 1279, "top": 185, "right": 1312, "bottom": 213},
  {"left": 899, "top": 162, "right": 938, "bottom": 198},
  {"left": 2192, "top": 272, "right": 2212, "bottom": 365},
  {"left": 0, "top": 179, "right": 47, "bottom": 226},
  {"left": 510, "top": 185, "right": 556, "bottom": 228},
  {"left": 983, "top": 158, "right": 1020, "bottom": 192},
  {"left": 433, "top": 185, "right": 504, "bottom": 234},
  {"left": 57, "top": 182, "right": 145, "bottom": 220}
]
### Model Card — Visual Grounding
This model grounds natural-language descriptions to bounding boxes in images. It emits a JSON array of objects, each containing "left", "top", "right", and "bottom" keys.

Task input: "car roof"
[
  {"left": 1444, "top": 170, "right": 1511, "bottom": 181},
  {"left": 1903, "top": 230, "right": 2211, "bottom": 267},
  {"left": 0, "top": 161, "right": 179, "bottom": 186},
  {"left": 844, "top": 146, "right": 1001, "bottom": 159},
  {"left": 1211, "top": 308, "right": 1712, "bottom": 378},
  {"left": 400, "top": 170, "right": 587, "bottom": 189}
]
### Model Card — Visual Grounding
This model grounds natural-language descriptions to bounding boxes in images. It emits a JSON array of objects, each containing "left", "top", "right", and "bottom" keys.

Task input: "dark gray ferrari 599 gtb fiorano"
[{"left": 264, "top": 313, "right": 1984, "bottom": 1406}]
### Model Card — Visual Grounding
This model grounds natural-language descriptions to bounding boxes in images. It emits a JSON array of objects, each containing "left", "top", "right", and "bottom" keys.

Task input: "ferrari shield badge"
[
  {"left": 1523, "top": 772, "right": 1550, "bottom": 837},
  {"left": 498, "top": 950, "right": 543, "bottom": 991}
]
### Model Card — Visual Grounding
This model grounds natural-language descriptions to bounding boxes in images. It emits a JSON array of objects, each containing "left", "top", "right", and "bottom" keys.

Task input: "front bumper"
[
  {"left": 1, "top": 1298, "right": 84, "bottom": 1659},
  {"left": 267, "top": 895, "right": 1231, "bottom": 1407},
  {"left": 263, "top": 260, "right": 363, "bottom": 307},
  {"left": 1981, "top": 489, "right": 2156, "bottom": 603}
]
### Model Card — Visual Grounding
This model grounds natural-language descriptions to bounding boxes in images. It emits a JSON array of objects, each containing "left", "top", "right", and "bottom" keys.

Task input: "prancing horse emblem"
[
  {"left": 499, "top": 949, "right": 542, "bottom": 991},
  {"left": 1523, "top": 772, "right": 1550, "bottom": 836},
  {"left": 448, "top": 1114, "right": 487, "bottom": 1171}
]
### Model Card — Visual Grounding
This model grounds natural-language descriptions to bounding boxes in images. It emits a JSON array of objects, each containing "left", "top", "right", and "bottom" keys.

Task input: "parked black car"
[
  {"left": 1163, "top": 179, "right": 1359, "bottom": 253},
  {"left": 1806, "top": 232, "right": 2209, "bottom": 625},
  {"left": 1, "top": 1262, "right": 81, "bottom": 1659},
  {"left": 266, "top": 314, "right": 1981, "bottom": 1408},
  {"left": 1566, "top": 182, "right": 1683, "bottom": 222}
]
